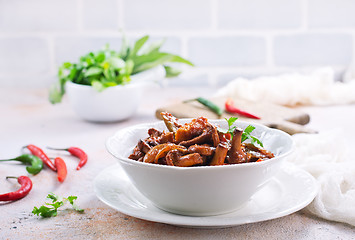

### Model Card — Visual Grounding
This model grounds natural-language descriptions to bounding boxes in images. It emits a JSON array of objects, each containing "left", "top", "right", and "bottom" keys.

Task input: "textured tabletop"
[{"left": 1, "top": 87, "right": 354, "bottom": 240}]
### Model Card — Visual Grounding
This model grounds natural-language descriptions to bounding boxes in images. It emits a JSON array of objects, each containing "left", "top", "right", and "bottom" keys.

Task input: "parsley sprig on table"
[
  {"left": 32, "top": 193, "right": 84, "bottom": 218},
  {"left": 220, "top": 117, "right": 263, "bottom": 147}
]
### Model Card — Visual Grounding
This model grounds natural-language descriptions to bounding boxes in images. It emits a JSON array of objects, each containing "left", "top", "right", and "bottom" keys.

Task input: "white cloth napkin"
[
  {"left": 290, "top": 130, "right": 355, "bottom": 226},
  {"left": 215, "top": 68, "right": 355, "bottom": 226},
  {"left": 215, "top": 68, "right": 355, "bottom": 106}
]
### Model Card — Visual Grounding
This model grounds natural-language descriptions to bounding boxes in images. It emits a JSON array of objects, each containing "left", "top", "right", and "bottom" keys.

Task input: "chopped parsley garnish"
[
  {"left": 219, "top": 117, "right": 263, "bottom": 147},
  {"left": 32, "top": 193, "right": 84, "bottom": 218}
]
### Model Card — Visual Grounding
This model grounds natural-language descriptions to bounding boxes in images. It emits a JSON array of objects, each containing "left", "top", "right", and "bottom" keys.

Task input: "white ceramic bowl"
[
  {"left": 65, "top": 66, "right": 165, "bottom": 122},
  {"left": 106, "top": 119, "right": 294, "bottom": 216}
]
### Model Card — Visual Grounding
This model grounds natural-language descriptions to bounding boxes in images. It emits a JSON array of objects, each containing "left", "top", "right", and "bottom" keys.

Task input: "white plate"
[{"left": 94, "top": 163, "right": 318, "bottom": 228}]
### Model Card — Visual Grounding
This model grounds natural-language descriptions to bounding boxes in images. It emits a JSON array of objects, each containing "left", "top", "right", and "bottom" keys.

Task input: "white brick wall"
[
  {"left": 82, "top": 0, "right": 119, "bottom": 30},
  {"left": 274, "top": 34, "right": 353, "bottom": 66},
  {"left": 308, "top": 0, "right": 355, "bottom": 28},
  {"left": 188, "top": 36, "right": 266, "bottom": 66},
  {"left": 218, "top": 0, "right": 302, "bottom": 29},
  {"left": 0, "top": 0, "right": 354, "bottom": 88},
  {"left": 0, "top": 0, "right": 77, "bottom": 32},
  {"left": 124, "top": 0, "right": 211, "bottom": 30}
]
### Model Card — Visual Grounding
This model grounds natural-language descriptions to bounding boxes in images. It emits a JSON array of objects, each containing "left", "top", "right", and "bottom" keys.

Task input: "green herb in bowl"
[{"left": 49, "top": 35, "right": 194, "bottom": 104}]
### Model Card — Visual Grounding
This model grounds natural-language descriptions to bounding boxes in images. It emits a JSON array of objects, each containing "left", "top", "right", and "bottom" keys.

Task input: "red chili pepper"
[
  {"left": 225, "top": 98, "right": 261, "bottom": 119},
  {"left": 25, "top": 144, "right": 56, "bottom": 171},
  {"left": 0, "top": 176, "right": 33, "bottom": 201},
  {"left": 54, "top": 157, "right": 67, "bottom": 183},
  {"left": 219, "top": 132, "right": 231, "bottom": 143},
  {"left": 48, "top": 147, "right": 88, "bottom": 170}
]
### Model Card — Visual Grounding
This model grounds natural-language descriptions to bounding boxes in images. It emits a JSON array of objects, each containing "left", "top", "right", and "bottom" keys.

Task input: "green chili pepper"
[
  {"left": 184, "top": 97, "right": 223, "bottom": 116},
  {"left": 0, "top": 154, "right": 43, "bottom": 175}
]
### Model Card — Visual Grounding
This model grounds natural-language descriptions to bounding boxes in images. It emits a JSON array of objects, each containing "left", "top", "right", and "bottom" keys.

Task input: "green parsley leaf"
[
  {"left": 218, "top": 117, "right": 238, "bottom": 135},
  {"left": 67, "top": 195, "right": 77, "bottom": 205},
  {"left": 32, "top": 206, "right": 58, "bottom": 218},
  {"left": 47, "top": 193, "right": 59, "bottom": 202},
  {"left": 251, "top": 136, "right": 264, "bottom": 148},
  {"left": 220, "top": 117, "right": 264, "bottom": 148},
  {"left": 241, "top": 125, "right": 263, "bottom": 147},
  {"left": 32, "top": 193, "right": 84, "bottom": 218},
  {"left": 226, "top": 117, "right": 238, "bottom": 134},
  {"left": 241, "top": 125, "right": 255, "bottom": 142},
  {"left": 67, "top": 195, "right": 84, "bottom": 212}
]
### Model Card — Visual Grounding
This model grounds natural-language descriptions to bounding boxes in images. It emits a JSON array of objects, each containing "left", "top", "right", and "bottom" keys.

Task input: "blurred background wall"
[{"left": 0, "top": 0, "right": 353, "bottom": 88}]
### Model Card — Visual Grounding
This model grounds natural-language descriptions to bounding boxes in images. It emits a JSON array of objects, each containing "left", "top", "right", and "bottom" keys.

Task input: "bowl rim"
[
  {"left": 106, "top": 119, "right": 295, "bottom": 171},
  {"left": 65, "top": 65, "right": 164, "bottom": 91},
  {"left": 65, "top": 80, "right": 145, "bottom": 90}
]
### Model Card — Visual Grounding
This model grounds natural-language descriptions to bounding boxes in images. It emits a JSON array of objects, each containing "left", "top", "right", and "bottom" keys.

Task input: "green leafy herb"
[
  {"left": 226, "top": 117, "right": 238, "bottom": 134},
  {"left": 32, "top": 193, "right": 84, "bottom": 218},
  {"left": 49, "top": 35, "right": 194, "bottom": 104},
  {"left": 164, "top": 65, "right": 182, "bottom": 78},
  {"left": 241, "top": 125, "right": 263, "bottom": 147},
  {"left": 220, "top": 117, "right": 263, "bottom": 147}
]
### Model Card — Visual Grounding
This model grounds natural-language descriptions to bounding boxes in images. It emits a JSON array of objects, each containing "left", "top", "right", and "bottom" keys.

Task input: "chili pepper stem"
[
  {"left": 46, "top": 147, "right": 69, "bottom": 151},
  {"left": 48, "top": 146, "right": 88, "bottom": 170},
  {"left": 0, "top": 159, "right": 21, "bottom": 162},
  {"left": 0, "top": 155, "right": 43, "bottom": 175},
  {"left": 6, "top": 176, "right": 18, "bottom": 180},
  {"left": 183, "top": 98, "right": 196, "bottom": 103},
  {"left": 0, "top": 176, "right": 33, "bottom": 202},
  {"left": 184, "top": 97, "right": 223, "bottom": 117},
  {"left": 21, "top": 145, "right": 28, "bottom": 152},
  {"left": 0, "top": 158, "right": 19, "bottom": 161}
]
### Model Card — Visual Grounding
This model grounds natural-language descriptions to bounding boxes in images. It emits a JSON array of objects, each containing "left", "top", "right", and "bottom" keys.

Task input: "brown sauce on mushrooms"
[{"left": 128, "top": 112, "right": 274, "bottom": 167}]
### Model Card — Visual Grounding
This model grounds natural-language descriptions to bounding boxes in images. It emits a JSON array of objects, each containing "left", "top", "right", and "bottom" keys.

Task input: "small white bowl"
[
  {"left": 106, "top": 119, "right": 294, "bottom": 216},
  {"left": 65, "top": 66, "right": 165, "bottom": 122}
]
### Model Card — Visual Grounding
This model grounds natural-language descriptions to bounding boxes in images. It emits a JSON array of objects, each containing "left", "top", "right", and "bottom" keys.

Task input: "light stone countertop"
[{"left": 1, "top": 86, "right": 355, "bottom": 240}]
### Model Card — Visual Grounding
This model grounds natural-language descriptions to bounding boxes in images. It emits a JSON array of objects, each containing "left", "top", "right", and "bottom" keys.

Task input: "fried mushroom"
[
  {"left": 227, "top": 127, "right": 247, "bottom": 164},
  {"left": 166, "top": 150, "right": 204, "bottom": 167}
]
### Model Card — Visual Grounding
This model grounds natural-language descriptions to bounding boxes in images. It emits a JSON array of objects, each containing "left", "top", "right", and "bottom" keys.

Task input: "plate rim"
[{"left": 93, "top": 163, "right": 318, "bottom": 228}]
